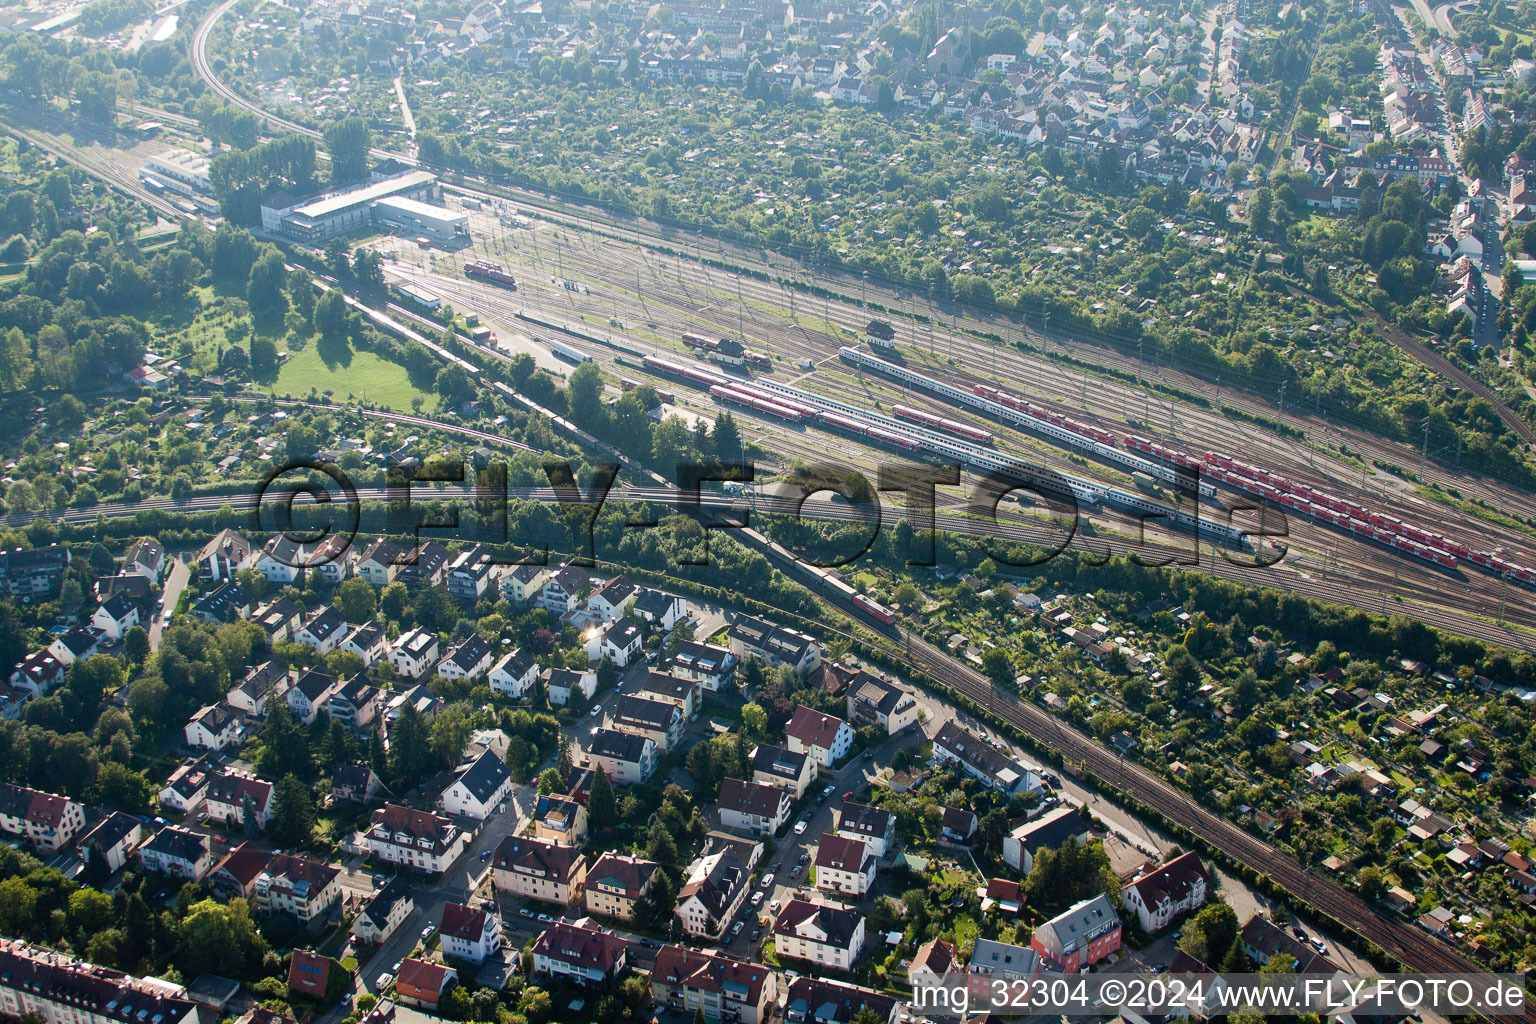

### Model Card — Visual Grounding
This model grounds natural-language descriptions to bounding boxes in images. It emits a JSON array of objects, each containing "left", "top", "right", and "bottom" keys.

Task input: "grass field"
[{"left": 273, "top": 342, "right": 438, "bottom": 411}]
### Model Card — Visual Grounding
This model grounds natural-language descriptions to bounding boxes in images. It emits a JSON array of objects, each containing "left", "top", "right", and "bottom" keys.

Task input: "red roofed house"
[
  {"left": 287, "top": 950, "right": 333, "bottom": 1000},
  {"left": 531, "top": 921, "right": 630, "bottom": 986},
  {"left": 205, "top": 771, "right": 275, "bottom": 830},
  {"left": 650, "top": 945, "right": 779, "bottom": 1024},
  {"left": 814, "top": 833, "right": 878, "bottom": 897},
  {"left": 908, "top": 938, "right": 958, "bottom": 992},
  {"left": 396, "top": 958, "right": 458, "bottom": 1010},
  {"left": 784, "top": 705, "right": 853, "bottom": 771},
  {"left": 1119, "top": 851, "right": 1209, "bottom": 933},
  {"left": 0, "top": 784, "right": 85, "bottom": 852},
  {"left": 440, "top": 902, "right": 502, "bottom": 964}
]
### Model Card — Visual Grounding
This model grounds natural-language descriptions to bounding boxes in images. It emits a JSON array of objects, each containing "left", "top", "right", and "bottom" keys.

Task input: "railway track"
[{"left": 739, "top": 532, "right": 1536, "bottom": 1014}]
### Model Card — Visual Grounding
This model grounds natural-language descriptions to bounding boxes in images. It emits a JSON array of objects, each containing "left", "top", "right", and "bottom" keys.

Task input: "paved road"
[{"left": 150, "top": 556, "right": 189, "bottom": 651}]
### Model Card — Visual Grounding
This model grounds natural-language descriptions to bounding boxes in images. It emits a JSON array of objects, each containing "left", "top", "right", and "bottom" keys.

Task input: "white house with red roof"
[
  {"left": 440, "top": 902, "right": 502, "bottom": 964},
  {"left": 1120, "top": 851, "right": 1209, "bottom": 933},
  {"left": 784, "top": 705, "right": 853, "bottom": 770},
  {"left": 531, "top": 920, "right": 630, "bottom": 986},
  {"left": 0, "top": 784, "right": 84, "bottom": 852},
  {"left": 814, "top": 833, "right": 877, "bottom": 897}
]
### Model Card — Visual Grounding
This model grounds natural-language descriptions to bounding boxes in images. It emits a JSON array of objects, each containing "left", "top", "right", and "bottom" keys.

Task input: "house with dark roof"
[
  {"left": 492, "top": 835, "right": 589, "bottom": 905},
  {"left": 159, "top": 758, "right": 214, "bottom": 815},
  {"left": 441, "top": 749, "right": 511, "bottom": 819},
  {"left": 355, "top": 538, "right": 409, "bottom": 587},
  {"left": 184, "top": 702, "right": 244, "bottom": 751},
  {"left": 585, "top": 576, "right": 636, "bottom": 622},
  {"left": 339, "top": 623, "right": 388, "bottom": 667},
  {"left": 331, "top": 763, "right": 381, "bottom": 804},
  {"left": 730, "top": 615, "right": 821, "bottom": 675},
  {"left": 79, "top": 811, "right": 144, "bottom": 874},
  {"left": 396, "top": 541, "right": 451, "bottom": 588},
  {"left": 439, "top": 902, "right": 501, "bottom": 964},
  {"left": 941, "top": 807, "right": 978, "bottom": 842},
  {"left": 783, "top": 977, "right": 899, "bottom": 1024},
  {"left": 634, "top": 672, "right": 699, "bottom": 719},
  {"left": 227, "top": 660, "right": 285, "bottom": 717},
  {"left": 389, "top": 627, "right": 440, "bottom": 679},
  {"left": 909, "top": 938, "right": 958, "bottom": 992},
  {"left": 287, "top": 669, "right": 339, "bottom": 726},
  {"left": 610, "top": 694, "right": 685, "bottom": 752},
  {"left": 1003, "top": 805, "right": 1092, "bottom": 874},
  {"left": 669, "top": 640, "right": 737, "bottom": 692},
  {"left": 632, "top": 589, "right": 687, "bottom": 631},
  {"left": 489, "top": 648, "right": 538, "bottom": 698},
  {"left": 845, "top": 676, "right": 919, "bottom": 735},
  {"left": 352, "top": 876, "right": 414, "bottom": 946},
  {"left": 91, "top": 592, "right": 140, "bottom": 640},
  {"left": 532, "top": 794, "right": 588, "bottom": 846},
  {"left": 676, "top": 847, "right": 752, "bottom": 939},
  {"left": 296, "top": 607, "right": 349, "bottom": 655},
  {"left": 752, "top": 743, "right": 814, "bottom": 799},
  {"left": 124, "top": 537, "right": 165, "bottom": 580},
  {"left": 446, "top": 545, "right": 500, "bottom": 599},
  {"left": 933, "top": 721, "right": 1040, "bottom": 795},
  {"left": 438, "top": 636, "right": 494, "bottom": 681},
  {"left": 834, "top": 802, "right": 896, "bottom": 858},
  {"left": 1031, "top": 893, "right": 1121, "bottom": 973},
  {"left": 717, "top": 778, "right": 792, "bottom": 836},
  {"left": 530, "top": 921, "right": 629, "bottom": 986},
  {"left": 585, "top": 853, "right": 659, "bottom": 922},
  {"left": 191, "top": 579, "right": 252, "bottom": 624},
  {"left": 205, "top": 771, "right": 275, "bottom": 829},
  {"left": 47, "top": 628, "right": 101, "bottom": 667},
  {"left": 545, "top": 667, "right": 597, "bottom": 708},
  {"left": 256, "top": 536, "right": 308, "bottom": 586},
  {"left": 587, "top": 728, "right": 657, "bottom": 784},
  {"left": 0, "top": 544, "right": 69, "bottom": 599},
  {"left": 773, "top": 897, "right": 866, "bottom": 970},
  {"left": 327, "top": 675, "right": 383, "bottom": 733},
  {"left": 1241, "top": 915, "right": 1338, "bottom": 972},
  {"left": 650, "top": 946, "right": 778, "bottom": 1024},
  {"left": 1121, "top": 851, "right": 1209, "bottom": 933},
  {"left": 589, "top": 617, "right": 644, "bottom": 668},
  {"left": 140, "top": 826, "right": 213, "bottom": 880},
  {"left": 537, "top": 564, "right": 592, "bottom": 616},
  {"left": 252, "top": 597, "right": 303, "bottom": 643},
  {"left": 256, "top": 854, "right": 342, "bottom": 924}
]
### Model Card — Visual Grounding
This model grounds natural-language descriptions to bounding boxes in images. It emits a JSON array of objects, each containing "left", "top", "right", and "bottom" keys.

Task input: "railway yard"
[{"left": 351, "top": 186, "right": 1536, "bottom": 651}]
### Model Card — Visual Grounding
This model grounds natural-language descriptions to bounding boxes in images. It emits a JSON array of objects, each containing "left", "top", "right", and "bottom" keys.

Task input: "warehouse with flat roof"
[
  {"left": 374, "top": 195, "right": 470, "bottom": 244},
  {"left": 261, "top": 170, "right": 447, "bottom": 242},
  {"left": 144, "top": 149, "right": 213, "bottom": 194}
]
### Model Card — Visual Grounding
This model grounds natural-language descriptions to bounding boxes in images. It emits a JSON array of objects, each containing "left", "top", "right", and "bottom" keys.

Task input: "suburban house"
[
  {"left": 752, "top": 743, "right": 814, "bottom": 799},
  {"left": 813, "top": 833, "right": 878, "bottom": 897},
  {"left": 492, "top": 835, "right": 589, "bottom": 905},
  {"left": 438, "top": 636, "right": 495, "bottom": 681},
  {"left": 634, "top": 673, "right": 700, "bottom": 719},
  {"left": 124, "top": 537, "right": 165, "bottom": 580},
  {"left": 287, "top": 669, "right": 339, "bottom": 726},
  {"left": 489, "top": 648, "right": 538, "bottom": 698},
  {"left": 716, "top": 777, "right": 792, "bottom": 836},
  {"left": 785, "top": 705, "right": 853, "bottom": 769},
  {"left": 395, "top": 959, "right": 458, "bottom": 1011},
  {"left": 1031, "top": 893, "right": 1122, "bottom": 973},
  {"left": 1120, "top": 851, "right": 1209, "bottom": 934},
  {"left": 500, "top": 564, "right": 548, "bottom": 605},
  {"left": 585, "top": 853, "right": 659, "bottom": 922},
  {"left": 537, "top": 565, "right": 592, "bottom": 616},
  {"left": 184, "top": 702, "right": 244, "bottom": 751},
  {"left": 255, "top": 536, "right": 307, "bottom": 585},
  {"left": 834, "top": 802, "right": 897, "bottom": 858},
  {"left": 355, "top": 538, "right": 409, "bottom": 587},
  {"left": 546, "top": 667, "right": 598, "bottom": 707},
  {"left": 390, "top": 627, "right": 440, "bottom": 679},
  {"left": 446, "top": 545, "right": 501, "bottom": 599},
  {"left": 251, "top": 597, "right": 303, "bottom": 643},
  {"left": 439, "top": 902, "right": 501, "bottom": 964},
  {"left": 352, "top": 877, "right": 414, "bottom": 946},
  {"left": 255, "top": 854, "right": 342, "bottom": 925},
  {"left": 91, "top": 593, "right": 140, "bottom": 640},
  {"left": 1003, "top": 806, "right": 1093, "bottom": 874},
  {"left": 366, "top": 804, "right": 470, "bottom": 873},
  {"left": 675, "top": 847, "right": 752, "bottom": 939},
  {"left": 650, "top": 946, "right": 778, "bottom": 1024},
  {"left": 773, "top": 897, "right": 866, "bottom": 971},
  {"left": 908, "top": 938, "right": 958, "bottom": 993},
  {"left": 585, "top": 576, "right": 636, "bottom": 622},
  {"left": 532, "top": 794, "right": 589, "bottom": 846},
  {"left": 669, "top": 640, "right": 738, "bottom": 692},
  {"left": 340, "top": 624, "right": 389, "bottom": 667},
  {"left": 204, "top": 771, "right": 275, "bottom": 829},
  {"left": 191, "top": 580, "right": 251, "bottom": 624},
  {"left": 609, "top": 694, "right": 685, "bottom": 753},
  {"left": 327, "top": 675, "right": 383, "bottom": 733},
  {"left": 586, "top": 729, "right": 657, "bottom": 784},
  {"left": 296, "top": 607, "right": 349, "bottom": 655},
  {"left": 227, "top": 660, "right": 286, "bottom": 717},
  {"left": 396, "top": 541, "right": 451, "bottom": 588},
  {"left": 210, "top": 842, "right": 270, "bottom": 899},
  {"left": 440, "top": 749, "right": 512, "bottom": 819},
  {"left": 332, "top": 763, "right": 382, "bottom": 804},
  {"left": 782, "top": 979, "right": 898, "bottom": 1024},
  {"left": 932, "top": 721, "right": 1040, "bottom": 795},
  {"left": 846, "top": 676, "right": 920, "bottom": 735},
  {"left": 47, "top": 628, "right": 100, "bottom": 667},
  {"left": 158, "top": 759, "right": 213, "bottom": 815},
  {"left": 970, "top": 937, "right": 1038, "bottom": 980},
  {"left": 632, "top": 589, "right": 687, "bottom": 631},
  {"left": 729, "top": 615, "right": 822, "bottom": 675},
  {"left": 78, "top": 812, "right": 143, "bottom": 874},
  {"left": 139, "top": 826, "right": 213, "bottom": 880},
  {"left": 530, "top": 921, "right": 629, "bottom": 986}
]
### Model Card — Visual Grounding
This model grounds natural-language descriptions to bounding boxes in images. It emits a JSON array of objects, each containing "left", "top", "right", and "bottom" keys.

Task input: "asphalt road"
[{"left": 150, "top": 556, "right": 189, "bottom": 651}]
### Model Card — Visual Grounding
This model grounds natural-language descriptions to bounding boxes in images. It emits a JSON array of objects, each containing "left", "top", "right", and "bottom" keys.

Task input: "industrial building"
[
  {"left": 260, "top": 170, "right": 461, "bottom": 244},
  {"left": 143, "top": 149, "right": 213, "bottom": 194},
  {"left": 374, "top": 195, "right": 470, "bottom": 244}
]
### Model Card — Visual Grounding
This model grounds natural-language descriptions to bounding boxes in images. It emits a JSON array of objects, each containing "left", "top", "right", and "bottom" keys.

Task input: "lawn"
[{"left": 273, "top": 341, "right": 438, "bottom": 412}]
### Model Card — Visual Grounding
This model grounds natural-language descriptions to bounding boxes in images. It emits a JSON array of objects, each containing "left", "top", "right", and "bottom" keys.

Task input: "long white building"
[{"left": 261, "top": 170, "right": 462, "bottom": 243}]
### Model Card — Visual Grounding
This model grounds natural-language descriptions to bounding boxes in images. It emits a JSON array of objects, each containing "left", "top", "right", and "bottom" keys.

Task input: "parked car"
[
  {"left": 751, "top": 892, "right": 764, "bottom": 907},
  {"left": 793, "top": 820, "right": 808, "bottom": 835},
  {"left": 821, "top": 785, "right": 835, "bottom": 799},
  {"left": 519, "top": 907, "right": 534, "bottom": 918},
  {"left": 760, "top": 872, "right": 775, "bottom": 889}
]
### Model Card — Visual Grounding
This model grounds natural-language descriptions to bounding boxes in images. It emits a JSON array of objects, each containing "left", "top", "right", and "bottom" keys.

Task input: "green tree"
[
  {"left": 388, "top": 703, "right": 434, "bottom": 784},
  {"left": 982, "top": 647, "right": 1014, "bottom": 688},
  {"left": 740, "top": 702, "right": 767, "bottom": 739},
  {"left": 314, "top": 288, "right": 349, "bottom": 344},
  {"left": 538, "top": 767, "right": 564, "bottom": 795},
  {"left": 270, "top": 774, "right": 316, "bottom": 847},
  {"left": 322, "top": 117, "right": 372, "bottom": 185},
  {"left": 247, "top": 248, "right": 290, "bottom": 320},
  {"left": 334, "top": 577, "right": 377, "bottom": 622},
  {"left": 588, "top": 765, "right": 617, "bottom": 831}
]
